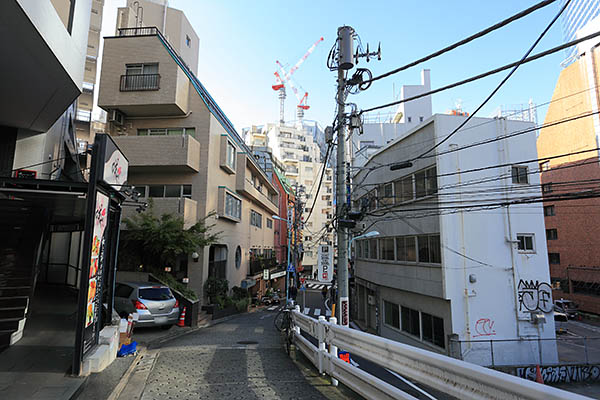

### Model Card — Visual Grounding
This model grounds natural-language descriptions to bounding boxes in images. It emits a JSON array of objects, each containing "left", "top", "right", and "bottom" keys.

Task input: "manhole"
[{"left": 237, "top": 340, "right": 258, "bottom": 345}]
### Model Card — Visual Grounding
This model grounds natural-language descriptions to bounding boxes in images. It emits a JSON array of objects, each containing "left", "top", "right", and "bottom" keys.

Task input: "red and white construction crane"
[{"left": 272, "top": 36, "right": 324, "bottom": 124}]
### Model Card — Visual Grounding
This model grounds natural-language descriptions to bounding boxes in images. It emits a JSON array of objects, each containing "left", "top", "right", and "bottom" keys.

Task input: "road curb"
[{"left": 106, "top": 348, "right": 146, "bottom": 400}]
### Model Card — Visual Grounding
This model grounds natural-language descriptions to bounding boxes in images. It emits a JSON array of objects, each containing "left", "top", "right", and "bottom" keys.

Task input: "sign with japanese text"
[{"left": 317, "top": 244, "right": 332, "bottom": 283}]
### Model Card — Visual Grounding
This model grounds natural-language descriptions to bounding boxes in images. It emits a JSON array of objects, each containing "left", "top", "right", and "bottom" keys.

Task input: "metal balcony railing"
[
  {"left": 120, "top": 74, "right": 160, "bottom": 91},
  {"left": 117, "top": 26, "right": 159, "bottom": 37}
]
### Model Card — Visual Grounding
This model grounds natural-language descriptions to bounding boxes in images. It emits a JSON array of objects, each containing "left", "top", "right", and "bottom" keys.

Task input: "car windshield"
[
  {"left": 139, "top": 287, "right": 173, "bottom": 300},
  {"left": 562, "top": 301, "right": 577, "bottom": 309}
]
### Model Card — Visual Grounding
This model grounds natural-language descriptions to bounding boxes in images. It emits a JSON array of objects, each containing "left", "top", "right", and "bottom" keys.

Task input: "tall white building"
[
  {"left": 560, "top": 0, "right": 600, "bottom": 62},
  {"left": 244, "top": 123, "right": 333, "bottom": 271},
  {"left": 352, "top": 114, "right": 556, "bottom": 367}
]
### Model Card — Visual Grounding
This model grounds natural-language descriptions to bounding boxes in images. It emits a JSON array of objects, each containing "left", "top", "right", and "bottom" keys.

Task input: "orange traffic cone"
[
  {"left": 177, "top": 306, "right": 187, "bottom": 327},
  {"left": 535, "top": 365, "right": 544, "bottom": 384}
]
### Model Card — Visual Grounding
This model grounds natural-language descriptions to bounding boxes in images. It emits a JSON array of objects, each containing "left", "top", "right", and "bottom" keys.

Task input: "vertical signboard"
[
  {"left": 317, "top": 244, "right": 332, "bottom": 283},
  {"left": 83, "top": 191, "right": 109, "bottom": 354}
]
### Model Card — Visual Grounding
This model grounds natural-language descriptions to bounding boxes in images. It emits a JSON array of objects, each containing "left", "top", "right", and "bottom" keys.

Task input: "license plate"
[{"left": 155, "top": 316, "right": 168, "bottom": 324}]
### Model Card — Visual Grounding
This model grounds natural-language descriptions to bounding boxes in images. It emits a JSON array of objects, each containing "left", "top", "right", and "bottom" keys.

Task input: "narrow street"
[{"left": 113, "top": 308, "right": 357, "bottom": 400}]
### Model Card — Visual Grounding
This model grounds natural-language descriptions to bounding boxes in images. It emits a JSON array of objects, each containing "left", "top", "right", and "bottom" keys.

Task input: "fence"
[
  {"left": 290, "top": 307, "right": 588, "bottom": 400},
  {"left": 451, "top": 337, "right": 600, "bottom": 368}
]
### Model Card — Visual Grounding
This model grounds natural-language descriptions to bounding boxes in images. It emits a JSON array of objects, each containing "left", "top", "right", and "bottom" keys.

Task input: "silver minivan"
[{"left": 114, "top": 282, "right": 180, "bottom": 328}]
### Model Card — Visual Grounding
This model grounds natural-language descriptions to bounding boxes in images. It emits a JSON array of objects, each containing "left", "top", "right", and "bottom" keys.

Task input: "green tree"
[{"left": 120, "top": 205, "right": 220, "bottom": 272}]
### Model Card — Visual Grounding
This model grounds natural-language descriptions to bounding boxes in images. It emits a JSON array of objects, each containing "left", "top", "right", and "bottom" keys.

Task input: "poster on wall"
[
  {"left": 83, "top": 191, "right": 109, "bottom": 354},
  {"left": 317, "top": 244, "right": 332, "bottom": 283}
]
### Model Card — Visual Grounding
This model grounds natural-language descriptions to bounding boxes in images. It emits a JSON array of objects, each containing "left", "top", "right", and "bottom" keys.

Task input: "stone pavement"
[{"left": 113, "top": 308, "right": 358, "bottom": 400}]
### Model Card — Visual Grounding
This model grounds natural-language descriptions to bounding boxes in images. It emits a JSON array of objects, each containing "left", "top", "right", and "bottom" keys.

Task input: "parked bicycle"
[{"left": 274, "top": 301, "right": 295, "bottom": 355}]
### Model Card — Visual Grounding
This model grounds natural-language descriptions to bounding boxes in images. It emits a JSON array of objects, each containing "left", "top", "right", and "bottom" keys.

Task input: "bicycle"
[{"left": 274, "top": 301, "right": 295, "bottom": 355}]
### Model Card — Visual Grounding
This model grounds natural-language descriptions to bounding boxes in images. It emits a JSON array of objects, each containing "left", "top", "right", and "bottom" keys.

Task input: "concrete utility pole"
[{"left": 336, "top": 26, "right": 354, "bottom": 328}]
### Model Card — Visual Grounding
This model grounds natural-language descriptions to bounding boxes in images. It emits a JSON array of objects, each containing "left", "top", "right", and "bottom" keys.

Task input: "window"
[
  {"left": 165, "top": 185, "right": 181, "bottom": 198},
  {"left": 540, "top": 161, "right": 550, "bottom": 171},
  {"left": 379, "top": 238, "right": 395, "bottom": 260},
  {"left": 415, "top": 167, "right": 437, "bottom": 198},
  {"left": 235, "top": 246, "right": 241, "bottom": 269},
  {"left": 511, "top": 166, "right": 528, "bottom": 184},
  {"left": 395, "top": 176, "right": 414, "bottom": 203},
  {"left": 401, "top": 306, "right": 420, "bottom": 336},
  {"left": 250, "top": 210, "right": 262, "bottom": 228},
  {"left": 517, "top": 234, "right": 535, "bottom": 252},
  {"left": 186, "top": 35, "right": 191, "bottom": 47},
  {"left": 115, "top": 284, "right": 133, "bottom": 298},
  {"left": 546, "top": 229, "right": 558, "bottom": 240},
  {"left": 267, "top": 218, "right": 273, "bottom": 229},
  {"left": 225, "top": 193, "right": 242, "bottom": 220},
  {"left": 137, "top": 127, "right": 195, "bottom": 137},
  {"left": 544, "top": 205, "right": 555, "bottom": 216},
  {"left": 421, "top": 312, "right": 445, "bottom": 348},
  {"left": 133, "top": 186, "right": 146, "bottom": 198},
  {"left": 126, "top": 63, "right": 158, "bottom": 76},
  {"left": 407, "top": 117, "right": 412, "bottom": 123},
  {"left": 416, "top": 234, "right": 440, "bottom": 263},
  {"left": 362, "top": 239, "right": 369, "bottom": 259},
  {"left": 542, "top": 183, "right": 553, "bottom": 193},
  {"left": 148, "top": 185, "right": 165, "bottom": 197},
  {"left": 419, "top": 116, "right": 424, "bottom": 122},
  {"left": 226, "top": 141, "right": 236, "bottom": 170},
  {"left": 369, "top": 239, "right": 378, "bottom": 260},
  {"left": 549, "top": 253, "right": 560, "bottom": 264},
  {"left": 380, "top": 183, "right": 394, "bottom": 206},
  {"left": 182, "top": 185, "right": 192, "bottom": 198},
  {"left": 396, "top": 236, "right": 417, "bottom": 262},
  {"left": 305, "top": 167, "right": 313, "bottom": 173},
  {"left": 356, "top": 241, "right": 363, "bottom": 258},
  {"left": 368, "top": 189, "right": 377, "bottom": 210},
  {"left": 384, "top": 301, "right": 400, "bottom": 329}
]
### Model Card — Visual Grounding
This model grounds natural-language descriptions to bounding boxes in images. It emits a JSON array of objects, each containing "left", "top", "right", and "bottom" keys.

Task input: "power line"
[
  {"left": 363, "top": 0, "right": 558, "bottom": 84},
  {"left": 360, "top": 21, "right": 600, "bottom": 115}
]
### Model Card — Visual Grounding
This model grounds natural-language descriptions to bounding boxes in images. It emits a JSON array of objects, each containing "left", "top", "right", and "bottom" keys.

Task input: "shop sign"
[
  {"left": 99, "top": 135, "right": 128, "bottom": 190},
  {"left": 263, "top": 269, "right": 270, "bottom": 280},
  {"left": 83, "top": 191, "right": 109, "bottom": 354},
  {"left": 318, "top": 244, "right": 332, "bottom": 283},
  {"left": 271, "top": 270, "right": 286, "bottom": 279}
]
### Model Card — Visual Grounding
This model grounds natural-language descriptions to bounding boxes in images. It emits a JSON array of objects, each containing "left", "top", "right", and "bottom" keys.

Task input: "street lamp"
[{"left": 272, "top": 214, "right": 292, "bottom": 304}]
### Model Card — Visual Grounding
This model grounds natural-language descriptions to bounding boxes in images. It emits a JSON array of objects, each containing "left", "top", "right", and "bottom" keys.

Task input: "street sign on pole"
[
  {"left": 287, "top": 263, "right": 295, "bottom": 273},
  {"left": 317, "top": 244, "right": 332, "bottom": 283}
]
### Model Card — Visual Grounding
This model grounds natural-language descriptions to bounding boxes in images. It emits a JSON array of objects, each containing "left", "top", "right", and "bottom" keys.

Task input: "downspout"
[
  {"left": 162, "top": 0, "right": 168, "bottom": 33},
  {"left": 499, "top": 117, "right": 521, "bottom": 338}
]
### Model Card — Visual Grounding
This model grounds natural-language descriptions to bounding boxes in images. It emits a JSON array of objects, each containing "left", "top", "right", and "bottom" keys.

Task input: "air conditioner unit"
[{"left": 108, "top": 109, "right": 124, "bottom": 126}]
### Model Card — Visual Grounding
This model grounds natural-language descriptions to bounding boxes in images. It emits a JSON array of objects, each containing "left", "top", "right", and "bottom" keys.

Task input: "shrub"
[
  {"left": 204, "top": 277, "right": 228, "bottom": 303},
  {"left": 232, "top": 286, "right": 249, "bottom": 300},
  {"left": 235, "top": 298, "right": 249, "bottom": 312}
]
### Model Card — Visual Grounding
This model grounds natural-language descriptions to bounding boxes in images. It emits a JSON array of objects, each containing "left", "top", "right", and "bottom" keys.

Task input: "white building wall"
[{"left": 434, "top": 114, "right": 557, "bottom": 365}]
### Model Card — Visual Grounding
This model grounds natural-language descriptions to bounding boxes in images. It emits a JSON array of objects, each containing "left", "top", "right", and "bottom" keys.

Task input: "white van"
[{"left": 554, "top": 311, "right": 569, "bottom": 334}]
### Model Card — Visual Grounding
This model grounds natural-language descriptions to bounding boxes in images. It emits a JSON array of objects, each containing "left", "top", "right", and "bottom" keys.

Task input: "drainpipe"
[
  {"left": 162, "top": 0, "right": 168, "bottom": 33},
  {"left": 498, "top": 117, "right": 521, "bottom": 338}
]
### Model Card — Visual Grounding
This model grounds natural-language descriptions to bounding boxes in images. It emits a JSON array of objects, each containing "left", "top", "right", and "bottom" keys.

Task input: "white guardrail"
[{"left": 290, "top": 307, "right": 590, "bottom": 400}]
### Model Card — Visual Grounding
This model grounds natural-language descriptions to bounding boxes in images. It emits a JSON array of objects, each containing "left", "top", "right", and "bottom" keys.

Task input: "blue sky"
[{"left": 100, "top": 1, "right": 567, "bottom": 130}]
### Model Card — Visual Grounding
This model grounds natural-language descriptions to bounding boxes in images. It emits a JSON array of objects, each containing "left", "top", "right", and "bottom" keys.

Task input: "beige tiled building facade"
[
  {"left": 243, "top": 123, "right": 333, "bottom": 271},
  {"left": 98, "top": 2, "right": 278, "bottom": 301}
]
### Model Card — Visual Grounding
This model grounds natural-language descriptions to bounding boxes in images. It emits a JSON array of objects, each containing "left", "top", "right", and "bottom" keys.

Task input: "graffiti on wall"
[
  {"left": 517, "top": 280, "right": 553, "bottom": 313},
  {"left": 473, "top": 318, "right": 496, "bottom": 338},
  {"left": 516, "top": 365, "right": 600, "bottom": 383}
]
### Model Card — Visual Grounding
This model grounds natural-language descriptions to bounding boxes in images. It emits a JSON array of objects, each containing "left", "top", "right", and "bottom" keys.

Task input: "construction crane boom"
[{"left": 271, "top": 36, "right": 323, "bottom": 124}]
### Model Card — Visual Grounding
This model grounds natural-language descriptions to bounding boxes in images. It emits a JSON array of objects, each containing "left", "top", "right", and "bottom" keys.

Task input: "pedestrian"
[
  {"left": 289, "top": 285, "right": 298, "bottom": 304},
  {"left": 321, "top": 286, "right": 328, "bottom": 302},
  {"left": 313, "top": 270, "right": 317, "bottom": 280}
]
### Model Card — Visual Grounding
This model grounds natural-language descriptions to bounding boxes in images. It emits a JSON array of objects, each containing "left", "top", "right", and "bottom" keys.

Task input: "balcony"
[
  {"left": 98, "top": 31, "right": 190, "bottom": 117},
  {"left": 123, "top": 197, "right": 198, "bottom": 229},
  {"left": 113, "top": 134, "right": 200, "bottom": 172},
  {"left": 248, "top": 258, "right": 277, "bottom": 276},
  {"left": 236, "top": 153, "right": 279, "bottom": 215},
  {"left": 120, "top": 74, "right": 160, "bottom": 91}
]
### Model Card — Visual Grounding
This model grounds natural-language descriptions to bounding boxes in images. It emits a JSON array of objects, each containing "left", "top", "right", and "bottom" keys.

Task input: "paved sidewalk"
[{"left": 115, "top": 308, "right": 358, "bottom": 399}]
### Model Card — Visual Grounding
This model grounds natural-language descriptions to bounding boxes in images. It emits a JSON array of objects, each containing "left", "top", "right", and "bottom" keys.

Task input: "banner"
[
  {"left": 317, "top": 244, "right": 332, "bottom": 283},
  {"left": 83, "top": 191, "right": 109, "bottom": 354}
]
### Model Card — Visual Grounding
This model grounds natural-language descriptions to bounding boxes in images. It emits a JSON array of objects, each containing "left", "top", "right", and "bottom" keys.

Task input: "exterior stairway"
[{"left": 0, "top": 200, "right": 43, "bottom": 352}]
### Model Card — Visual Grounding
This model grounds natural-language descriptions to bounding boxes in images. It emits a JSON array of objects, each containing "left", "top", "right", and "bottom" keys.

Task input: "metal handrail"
[
  {"left": 290, "top": 307, "right": 589, "bottom": 400},
  {"left": 120, "top": 74, "right": 160, "bottom": 91}
]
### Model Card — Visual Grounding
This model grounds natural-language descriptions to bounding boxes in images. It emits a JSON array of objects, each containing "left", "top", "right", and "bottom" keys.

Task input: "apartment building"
[
  {"left": 98, "top": 7, "right": 278, "bottom": 301},
  {"left": 74, "top": 0, "right": 104, "bottom": 146},
  {"left": 353, "top": 114, "right": 556, "bottom": 367},
  {"left": 244, "top": 123, "right": 333, "bottom": 273},
  {"left": 537, "top": 15, "right": 600, "bottom": 314}
]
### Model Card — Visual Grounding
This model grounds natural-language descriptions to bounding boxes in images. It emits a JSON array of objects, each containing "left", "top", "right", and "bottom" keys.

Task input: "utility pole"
[{"left": 336, "top": 26, "right": 353, "bottom": 328}]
